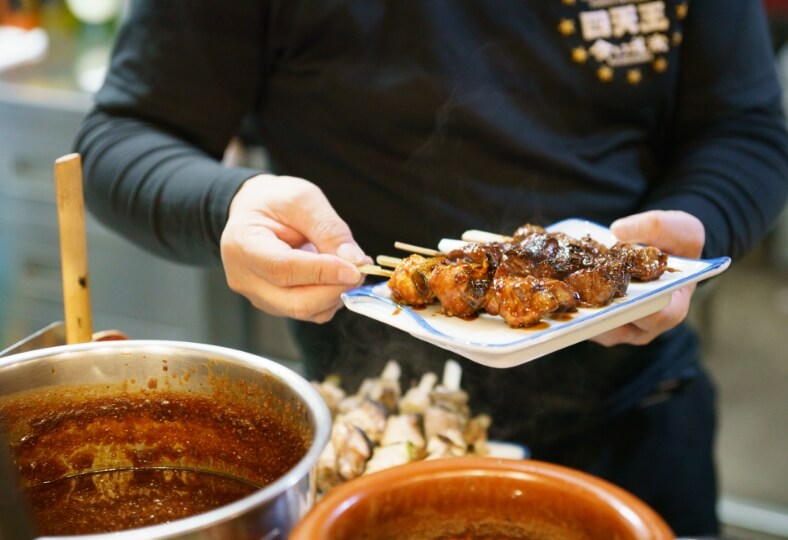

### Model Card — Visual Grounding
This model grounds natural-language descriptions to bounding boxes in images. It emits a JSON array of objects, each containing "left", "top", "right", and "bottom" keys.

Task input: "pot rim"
[
  {"left": 291, "top": 456, "right": 675, "bottom": 540},
  {"left": 0, "top": 339, "right": 331, "bottom": 540}
]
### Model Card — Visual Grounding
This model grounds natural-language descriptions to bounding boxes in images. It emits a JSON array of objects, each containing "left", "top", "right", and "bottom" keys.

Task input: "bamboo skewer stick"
[
  {"left": 376, "top": 255, "right": 403, "bottom": 268},
  {"left": 357, "top": 264, "right": 393, "bottom": 278},
  {"left": 460, "top": 230, "right": 513, "bottom": 243},
  {"left": 364, "top": 230, "right": 515, "bottom": 279},
  {"left": 393, "top": 241, "right": 441, "bottom": 257},
  {"left": 55, "top": 153, "right": 93, "bottom": 344}
]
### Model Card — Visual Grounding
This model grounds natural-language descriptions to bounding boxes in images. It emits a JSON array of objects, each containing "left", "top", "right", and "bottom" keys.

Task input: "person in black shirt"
[{"left": 74, "top": 2, "right": 788, "bottom": 535}]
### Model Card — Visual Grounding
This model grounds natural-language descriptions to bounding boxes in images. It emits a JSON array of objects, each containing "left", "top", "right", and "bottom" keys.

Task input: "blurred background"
[{"left": 0, "top": 1, "right": 786, "bottom": 538}]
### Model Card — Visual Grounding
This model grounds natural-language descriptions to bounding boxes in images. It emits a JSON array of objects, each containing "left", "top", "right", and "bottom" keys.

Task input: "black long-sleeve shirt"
[
  {"left": 76, "top": 1, "right": 787, "bottom": 265},
  {"left": 74, "top": 1, "right": 788, "bottom": 446}
]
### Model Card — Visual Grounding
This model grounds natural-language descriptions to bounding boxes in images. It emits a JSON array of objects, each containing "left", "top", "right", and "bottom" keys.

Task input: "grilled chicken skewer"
[{"left": 383, "top": 223, "right": 671, "bottom": 327}]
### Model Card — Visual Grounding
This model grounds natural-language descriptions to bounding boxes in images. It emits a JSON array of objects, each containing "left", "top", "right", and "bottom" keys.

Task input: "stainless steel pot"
[{"left": 0, "top": 340, "right": 331, "bottom": 540}]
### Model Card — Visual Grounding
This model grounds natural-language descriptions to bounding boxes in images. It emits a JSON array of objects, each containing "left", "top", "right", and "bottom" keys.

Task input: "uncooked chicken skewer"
[{"left": 314, "top": 360, "right": 494, "bottom": 494}]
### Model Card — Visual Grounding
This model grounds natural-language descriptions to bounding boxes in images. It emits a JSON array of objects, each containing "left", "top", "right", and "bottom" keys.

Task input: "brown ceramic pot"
[{"left": 290, "top": 456, "right": 675, "bottom": 540}]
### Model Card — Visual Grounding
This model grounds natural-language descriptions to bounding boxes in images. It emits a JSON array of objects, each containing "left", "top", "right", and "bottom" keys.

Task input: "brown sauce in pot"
[
  {"left": 2, "top": 384, "right": 311, "bottom": 535},
  {"left": 24, "top": 467, "right": 258, "bottom": 535}
]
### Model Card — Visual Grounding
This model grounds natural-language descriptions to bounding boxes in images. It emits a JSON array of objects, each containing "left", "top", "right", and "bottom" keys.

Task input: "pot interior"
[{"left": 0, "top": 342, "right": 318, "bottom": 536}]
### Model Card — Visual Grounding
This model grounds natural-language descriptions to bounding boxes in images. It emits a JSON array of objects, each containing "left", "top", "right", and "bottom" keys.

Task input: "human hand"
[
  {"left": 591, "top": 210, "right": 705, "bottom": 347},
  {"left": 220, "top": 174, "right": 371, "bottom": 323}
]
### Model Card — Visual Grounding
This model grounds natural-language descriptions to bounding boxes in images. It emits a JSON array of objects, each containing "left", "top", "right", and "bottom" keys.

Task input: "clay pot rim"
[{"left": 292, "top": 456, "right": 675, "bottom": 540}]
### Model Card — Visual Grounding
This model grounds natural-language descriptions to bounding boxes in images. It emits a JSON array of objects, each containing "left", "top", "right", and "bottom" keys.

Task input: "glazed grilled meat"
[
  {"left": 445, "top": 241, "right": 508, "bottom": 268},
  {"left": 511, "top": 223, "right": 546, "bottom": 241},
  {"left": 486, "top": 274, "right": 578, "bottom": 327},
  {"left": 515, "top": 231, "right": 602, "bottom": 279},
  {"left": 388, "top": 254, "right": 446, "bottom": 305},
  {"left": 385, "top": 223, "right": 673, "bottom": 328},
  {"left": 610, "top": 242, "right": 669, "bottom": 281},
  {"left": 485, "top": 249, "right": 580, "bottom": 327},
  {"left": 564, "top": 256, "right": 630, "bottom": 307},
  {"left": 429, "top": 258, "right": 494, "bottom": 318}
]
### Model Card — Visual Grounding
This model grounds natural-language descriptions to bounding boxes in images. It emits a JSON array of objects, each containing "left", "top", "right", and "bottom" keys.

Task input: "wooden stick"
[
  {"left": 393, "top": 241, "right": 441, "bottom": 257},
  {"left": 376, "top": 255, "right": 403, "bottom": 268},
  {"left": 357, "top": 264, "right": 393, "bottom": 278},
  {"left": 442, "top": 359, "right": 462, "bottom": 391},
  {"left": 461, "top": 230, "right": 512, "bottom": 243},
  {"left": 55, "top": 153, "right": 93, "bottom": 344}
]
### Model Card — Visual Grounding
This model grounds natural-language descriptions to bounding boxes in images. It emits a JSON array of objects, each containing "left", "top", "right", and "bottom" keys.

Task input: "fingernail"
[
  {"left": 336, "top": 242, "right": 366, "bottom": 263},
  {"left": 338, "top": 266, "right": 362, "bottom": 285}
]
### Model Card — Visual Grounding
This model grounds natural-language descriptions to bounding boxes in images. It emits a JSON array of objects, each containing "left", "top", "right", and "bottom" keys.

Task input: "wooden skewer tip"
[
  {"left": 393, "top": 241, "right": 441, "bottom": 257},
  {"left": 376, "top": 255, "right": 403, "bottom": 268},
  {"left": 460, "top": 230, "right": 513, "bottom": 243},
  {"left": 55, "top": 152, "right": 81, "bottom": 166},
  {"left": 357, "top": 264, "right": 393, "bottom": 278}
]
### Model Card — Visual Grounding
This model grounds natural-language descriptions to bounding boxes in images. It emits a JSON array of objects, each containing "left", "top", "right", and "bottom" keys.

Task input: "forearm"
[
  {"left": 70, "top": 0, "right": 268, "bottom": 264},
  {"left": 644, "top": 106, "right": 788, "bottom": 260},
  {"left": 641, "top": 0, "right": 788, "bottom": 260},
  {"left": 74, "top": 108, "right": 260, "bottom": 264}
]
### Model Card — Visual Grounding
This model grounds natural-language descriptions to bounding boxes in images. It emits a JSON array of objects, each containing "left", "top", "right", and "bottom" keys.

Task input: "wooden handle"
[{"left": 55, "top": 153, "right": 93, "bottom": 344}]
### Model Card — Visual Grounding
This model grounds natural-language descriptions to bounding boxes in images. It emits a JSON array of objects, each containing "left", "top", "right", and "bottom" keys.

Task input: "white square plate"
[{"left": 341, "top": 219, "right": 730, "bottom": 368}]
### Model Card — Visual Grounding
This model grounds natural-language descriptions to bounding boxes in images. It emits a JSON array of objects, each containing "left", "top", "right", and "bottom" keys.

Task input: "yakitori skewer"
[
  {"left": 371, "top": 222, "right": 676, "bottom": 329},
  {"left": 360, "top": 225, "right": 672, "bottom": 327}
]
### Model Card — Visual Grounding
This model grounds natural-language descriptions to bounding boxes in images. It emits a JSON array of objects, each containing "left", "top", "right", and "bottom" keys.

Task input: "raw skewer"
[
  {"left": 393, "top": 241, "right": 441, "bottom": 257},
  {"left": 399, "top": 372, "right": 438, "bottom": 415},
  {"left": 357, "top": 264, "right": 393, "bottom": 278},
  {"left": 54, "top": 153, "right": 93, "bottom": 344}
]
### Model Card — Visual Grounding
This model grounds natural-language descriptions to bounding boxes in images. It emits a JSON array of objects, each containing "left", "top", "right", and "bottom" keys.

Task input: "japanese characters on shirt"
[{"left": 558, "top": 0, "right": 688, "bottom": 84}]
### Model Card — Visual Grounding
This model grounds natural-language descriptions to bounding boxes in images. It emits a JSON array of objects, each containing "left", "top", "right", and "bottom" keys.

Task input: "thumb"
[
  {"left": 609, "top": 211, "right": 662, "bottom": 244},
  {"left": 610, "top": 210, "right": 704, "bottom": 258}
]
